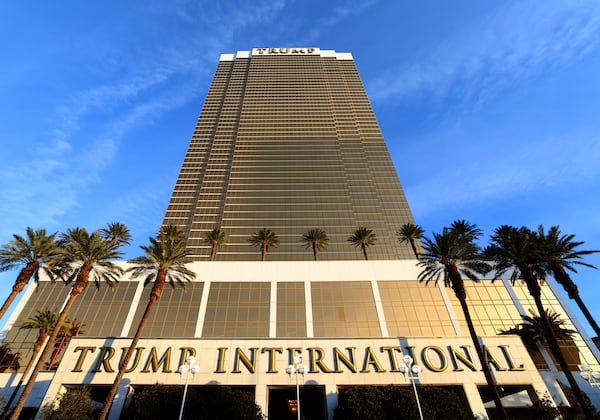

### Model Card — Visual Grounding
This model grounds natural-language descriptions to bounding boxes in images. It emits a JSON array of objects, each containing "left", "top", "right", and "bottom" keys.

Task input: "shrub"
[{"left": 40, "top": 386, "right": 96, "bottom": 420}]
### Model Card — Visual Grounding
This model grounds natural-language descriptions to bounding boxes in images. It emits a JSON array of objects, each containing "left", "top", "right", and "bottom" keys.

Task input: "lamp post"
[
  {"left": 399, "top": 354, "right": 424, "bottom": 420},
  {"left": 580, "top": 364, "right": 600, "bottom": 389},
  {"left": 285, "top": 355, "right": 306, "bottom": 420},
  {"left": 178, "top": 355, "right": 200, "bottom": 420}
]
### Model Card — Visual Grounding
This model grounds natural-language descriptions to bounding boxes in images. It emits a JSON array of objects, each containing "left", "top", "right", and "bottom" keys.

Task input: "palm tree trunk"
[
  {"left": 552, "top": 264, "right": 600, "bottom": 338},
  {"left": 362, "top": 244, "right": 368, "bottom": 260},
  {"left": 210, "top": 242, "right": 217, "bottom": 261},
  {"left": 532, "top": 295, "right": 595, "bottom": 417},
  {"left": 449, "top": 267, "right": 508, "bottom": 419},
  {"left": 98, "top": 295, "right": 158, "bottom": 419},
  {"left": 573, "top": 293, "right": 600, "bottom": 338},
  {"left": 8, "top": 291, "right": 80, "bottom": 420},
  {"left": 0, "top": 262, "right": 37, "bottom": 320},
  {"left": 409, "top": 239, "right": 419, "bottom": 259},
  {"left": 261, "top": 243, "right": 266, "bottom": 261},
  {"left": 47, "top": 335, "right": 68, "bottom": 371},
  {"left": 0, "top": 289, "right": 21, "bottom": 322},
  {"left": 312, "top": 243, "right": 318, "bottom": 261},
  {"left": 521, "top": 268, "right": 595, "bottom": 418},
  {"left": 3, "top": 333, "right": 47, "bottom": 415},
  {"left": 99, "top": 275, "right": 165, "bottom": 420}
]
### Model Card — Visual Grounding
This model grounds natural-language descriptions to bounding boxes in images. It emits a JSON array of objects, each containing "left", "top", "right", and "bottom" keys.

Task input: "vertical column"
[
  {"left": 255, "top": 385, "right": 268, "bottom": 420},
  {"left": 325, "top": 383, "right": 338, "bottom": 419},
  {"left": 438, "top": 281, "right": 463, "bottom": 336},
  {"left": 269, "top": 280, "right": 277, "bottom": 337},
  {"left": 462, "top": 383, "right": 489, "bottom": 420},
  {"left": 371, "top": 280, "right": 388, "bottom": 336},
  {"left": 107, "top": 383, "right": 132, "bottom": 420},
  {"left": 120, "top": 280, "right": 146, "bottom": 337},
  {"left": 305, "top": 280, "right": 314, "bottom": 337},
  {"left": 194, "top": 281, "right": 211, "bottom": 337}
]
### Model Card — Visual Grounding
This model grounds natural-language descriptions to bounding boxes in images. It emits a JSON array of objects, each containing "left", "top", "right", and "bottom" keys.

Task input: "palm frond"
[
  {"left": 127, "top": 231, "right": 196, "bottom": 287},
  {"left": 100, "top": 222, "right": 132, "bottom": 246},
  {"left": 418, "top": 220, "right": 488, "bottom": 287},
  {"left": 486, "top": 225, "right": 549, "bottom": 284},
  {"left": 348, "top": 227, "right": 376, "bottom": 247},
  {"left": 300, "top": 229, "right": 329, "bottom": 249}
]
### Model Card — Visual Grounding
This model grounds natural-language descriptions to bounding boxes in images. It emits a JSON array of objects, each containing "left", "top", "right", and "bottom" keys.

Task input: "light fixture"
[
  {"left": 399, "top": 354, "right": 424, "bottom": 420},
  {"left": 580, "top": 364, "right": 600, "bottom": 389},
  {"left": 285, "top": 355, "right": 307, "bottom": 420},
  {"left": 178, "top": 355, "right": 200, "bottom": 420}
]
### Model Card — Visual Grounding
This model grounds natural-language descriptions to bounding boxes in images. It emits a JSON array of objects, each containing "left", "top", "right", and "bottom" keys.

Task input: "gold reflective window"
[
  {"left": 129, "top": 282, "right": 204, "bottom": 338},
  {"left": 311, "top": 281, "right": 380, "bottom": 337},
  {"left": 511, "top": 281, "right": 595, "bottom": 371},
  {"left": 202, "top": 282, "right": 270, "bottom": 337},
  {"left": 379, "top": 280, "right": 456, "bottom": 337},
  {"left": 276, "top": 282, "right": 306, "bottom": 337},
  {"left": 1, "top": 282, "right": 72, "bottom": 372},
  {"left": 446, "top": 281, "right": 523, "bottom": 337}
]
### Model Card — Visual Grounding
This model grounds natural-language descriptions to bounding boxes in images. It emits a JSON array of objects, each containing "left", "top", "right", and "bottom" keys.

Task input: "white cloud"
[
  {"left": 0, "top": 0, "right": 302, "bottom": 243},
  {"left": 305, "top": 0, "right": 377, "bottom": 41},
  {"left": 367, "top": 1, "right": 600, "bottom": 105}
]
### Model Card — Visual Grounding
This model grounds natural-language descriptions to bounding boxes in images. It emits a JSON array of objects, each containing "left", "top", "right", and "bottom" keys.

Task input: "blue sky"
[{"left": 1, "top": 1, "right": 600, "bottom": 334}]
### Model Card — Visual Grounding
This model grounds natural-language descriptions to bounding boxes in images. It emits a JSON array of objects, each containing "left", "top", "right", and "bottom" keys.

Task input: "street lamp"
[
  {"left": 285, "top": 355, "right": 307, "bottom": 420},
  {"left": 178, "top": 355, "right": 200, "bottom": 420},
  {"left": 399, "top": 354, "right": 424, "bottom": 420},
  {"left": 580, "top": 364, "right": 600, "bottom": 389}
]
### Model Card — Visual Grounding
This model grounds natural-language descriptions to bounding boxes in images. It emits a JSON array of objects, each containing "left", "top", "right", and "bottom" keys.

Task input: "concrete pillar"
[
  {"left": 462, "top": 383, "right": 489, "bottom": 420},
  {"left": 255, "top": 384, "right": 268, "bottom": 418},
  {"left": 325, "top": 383, "right": 337, "bottom": 420},
  {"left": 107, "top": 382, "right": 131, "bottom": 420}
]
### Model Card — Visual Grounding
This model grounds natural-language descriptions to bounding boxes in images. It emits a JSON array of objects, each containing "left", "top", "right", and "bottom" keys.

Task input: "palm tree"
[
  {"left": 0, "top": 343, "right": 20, "bottom": 372},
  {"left": 19, "top": 308, "right": 63, "bottom": 374},
  {"left": 300, "top": 229, "right": 329, "bottom": 261},
  {"left": 501, "top": 308, "right": 577, "bottom": 345},
  {"left": 485, "top": 225, "right": 595, "bottom": 419},
  {"left": 160, "top": 224, "right": 187, "bottom": 242},
  {"left": 0, "top": 228, "right": 63, "bottom": 320},
  {"left": 9, "top": 227, "right": 125, "bottom": 420},
  {"left": 536, "top": 225, "right": 600, "bottom": 337},
  {"left": 500, "top": 309, "right": 581, "bottom": 377},
  {"left": 396, "top": 223, "right": 424, "bottom": 259},
  {"left": 4, "top": 308, "right": 69, "bottom": 414},
  {"left": 248, "top": 228, "right": 280, "bottom": 261},
  {"left": 202, "top": 227, "right": 227, "bottom": 261},
  {"left": 348, "top": 227, "right": 376, "bottom": 260},
  {"left": 418, "top": 220, "right": 507, "bottom": 419},
  {"left": 100, "top": 222, "right": 132, "bottom": 246},
  {"left": 98, "top": 225, "right": 195, "bottom": 420},
  {"left": 46, "top": 318, "right": 84, "bottom": 370}
]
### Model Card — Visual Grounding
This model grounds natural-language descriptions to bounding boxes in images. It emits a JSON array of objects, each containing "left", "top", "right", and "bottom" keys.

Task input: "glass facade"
[
  {"left": 202, "top": 282, "right": 270, "bottom": 337},
  {"left": 3, "top": 274, "right": 598, "bottom": 375},
  {"left": 447, "top": 280, "right": 524, "bottom": 336},
  {"left": 128, "top": 282, "right": 204, "bottom": 338},
  {"left": 2, "top": 281, "right": 137, "bottom": 372},
  {"left": 379, "top": 280, "right": 457, "bottom": 337},
  {"left": 276, "top": 282, "right": 306, "bottom": 337},
  {"left": 511, "top": 281, "right": 597, "bottom": 371},
  {"left": 311, "top": 281, "right": 380, "bottom": 337},
  {"left": 162, "top": 49, "right": 416, "bottom": 261},
  {"left": 69, "top": 282, "right": 139, "bottom": 337}
]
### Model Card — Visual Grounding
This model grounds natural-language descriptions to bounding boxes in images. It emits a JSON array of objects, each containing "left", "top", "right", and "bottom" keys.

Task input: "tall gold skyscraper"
[
  {"left": 2, "top": 48, "right": 599, "bottom": 419},
  {"left": 162, "top": 48, "right": 415, "bottom": 260}
]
